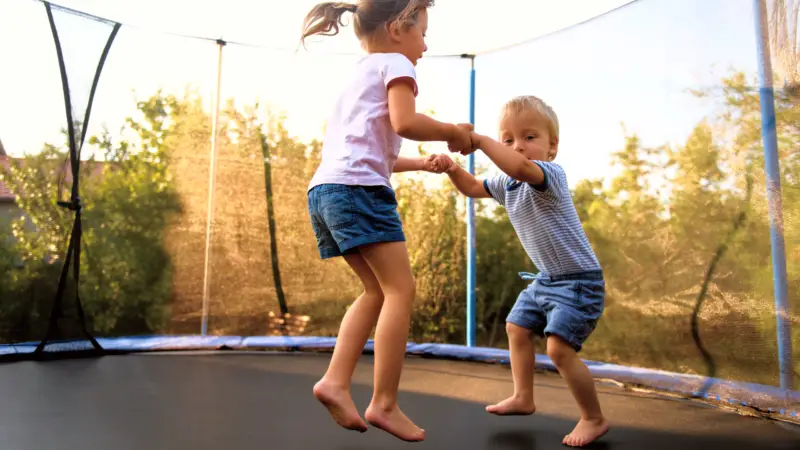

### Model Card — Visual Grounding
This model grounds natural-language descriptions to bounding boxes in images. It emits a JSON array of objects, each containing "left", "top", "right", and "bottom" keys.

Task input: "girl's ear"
[{"left": 386, "top": 20, "right": 403, "bottom": 43}]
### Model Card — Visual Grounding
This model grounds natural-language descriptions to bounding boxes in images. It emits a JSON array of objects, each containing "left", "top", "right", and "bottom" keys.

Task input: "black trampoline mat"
[{"left": 1, "top": 351, "right": 798, "bottom": 450}]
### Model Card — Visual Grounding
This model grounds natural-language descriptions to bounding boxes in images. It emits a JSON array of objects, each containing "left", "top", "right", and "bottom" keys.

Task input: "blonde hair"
[
  {"left": 500, "top": 95, "right": 560, "bottom": 145},
  {"left": 301, "top": 0, "right": 434, "bottom": 46}
]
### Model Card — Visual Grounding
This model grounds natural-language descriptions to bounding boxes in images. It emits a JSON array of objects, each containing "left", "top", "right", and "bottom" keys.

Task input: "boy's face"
[{"left": 498, "top": 109, "right": 558, "bottom": 162}]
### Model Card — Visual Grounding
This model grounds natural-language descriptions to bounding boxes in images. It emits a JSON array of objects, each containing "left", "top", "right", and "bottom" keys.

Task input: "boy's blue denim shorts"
[
  {"left": 506, "top": 270, "right": 605, "bottom": 352},
  {"left": 307, "top": 183, "right": 405, "bottom": 259}
]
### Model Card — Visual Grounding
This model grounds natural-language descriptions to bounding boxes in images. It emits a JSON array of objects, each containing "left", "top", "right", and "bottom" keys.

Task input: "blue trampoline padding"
[{"left": 1, "top": 335, "right": 797, "bottom": 419}]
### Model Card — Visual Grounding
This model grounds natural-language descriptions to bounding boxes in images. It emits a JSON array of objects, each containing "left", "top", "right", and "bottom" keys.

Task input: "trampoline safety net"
[{"left": 0, "top": 0, "right": 798, "bottom": 423}]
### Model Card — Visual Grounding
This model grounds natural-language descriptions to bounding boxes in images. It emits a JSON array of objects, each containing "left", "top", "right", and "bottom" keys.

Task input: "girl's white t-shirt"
[{"left": 308, "top": 52, "right": 418, "bottom": 191}]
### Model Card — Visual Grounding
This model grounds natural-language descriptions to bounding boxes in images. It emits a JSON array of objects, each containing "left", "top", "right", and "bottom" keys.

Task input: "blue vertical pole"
[
  {"left": 464, "top": 54, "right": 477, "bottom": 347},
  {"left": 753, "top": 0, "right": 793, "bottom": 390}
]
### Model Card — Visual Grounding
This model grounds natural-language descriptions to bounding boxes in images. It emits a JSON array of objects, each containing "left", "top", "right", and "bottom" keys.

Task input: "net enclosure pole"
[
  {"left": 753, "top": 0, "right": 793, "bottom": 390},
  {"left": 462, "top": 53, "right": 477, "bottom": 348},
  {"left": 201, "top": 38, "right": 226, "bottom": 336}
]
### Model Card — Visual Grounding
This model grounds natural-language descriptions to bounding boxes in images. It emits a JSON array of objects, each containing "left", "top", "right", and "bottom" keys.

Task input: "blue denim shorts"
[
  {"left": 307, "top": 183, "right": 405, "bottom": 259},
  {"left": 506, "top": 270, "right": 605, "bottom": 352}
]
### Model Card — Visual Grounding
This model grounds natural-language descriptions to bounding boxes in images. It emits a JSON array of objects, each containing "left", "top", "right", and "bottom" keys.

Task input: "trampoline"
[
  {"left": 1, "top": 345, "right": 799, "bottom": 450},
  {"left": 2, "top": 1, "right": 800, "bottom": 449}
]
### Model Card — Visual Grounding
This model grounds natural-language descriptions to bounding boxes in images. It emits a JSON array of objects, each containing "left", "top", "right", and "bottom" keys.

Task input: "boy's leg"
[
  {"left": 485, "top": 322, "right": 537, "bottom": 415},
  {"left": 314, "top": 253, "right": 384, "bottom": 433},
  {"left": 487, "top": 284, "right": 544, "bottom": 415},
  {"left": 359, "top": 240, "right": 425, "bottom": 442},
  {"left": 542, "top": 274, "right": 608, "bottom": 447},
  {"left": 546, "top": 335, "right": 608, "bottom": 447}
]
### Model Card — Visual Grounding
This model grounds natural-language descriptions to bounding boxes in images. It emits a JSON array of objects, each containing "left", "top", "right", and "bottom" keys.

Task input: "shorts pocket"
[
  {"left": 577, "top": 280, "right": 605, "bottom": 317},
  {"left": 318, "top": 186, "right": 356, "bottom": 230},
  {"left": 366, "top": 186, "right": 398, "bottom": 213}
]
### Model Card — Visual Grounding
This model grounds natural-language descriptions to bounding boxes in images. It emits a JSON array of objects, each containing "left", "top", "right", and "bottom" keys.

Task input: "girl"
[{"left": 300, "top": 0, "right": 473, "bottom": 442}]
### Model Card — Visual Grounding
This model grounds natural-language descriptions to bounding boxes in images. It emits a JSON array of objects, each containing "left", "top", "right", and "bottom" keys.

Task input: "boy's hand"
[{"left": 447, "top": 123, "right": 474, "bottom": 153}]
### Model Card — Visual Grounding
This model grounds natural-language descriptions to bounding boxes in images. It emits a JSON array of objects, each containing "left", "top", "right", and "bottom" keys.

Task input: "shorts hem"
[
  {"left": 505, "top": 314, "right": 544, "bottom": 335},
  {"left": 318, "top": 248, "right": 342, "bottom": 259},
  {"left": 339, "top": 231, "right": 406, "bottom": 253}
]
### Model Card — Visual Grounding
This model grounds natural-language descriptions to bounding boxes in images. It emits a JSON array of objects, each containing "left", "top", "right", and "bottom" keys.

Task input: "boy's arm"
[
  {"left": 473, "top": 134, "right": 545, "bottom": 185},
  {"left": 445, "top": 164, "right": 491, "bottom": 199}
]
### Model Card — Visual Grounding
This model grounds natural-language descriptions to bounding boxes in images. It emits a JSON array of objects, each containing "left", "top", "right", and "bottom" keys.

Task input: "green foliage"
[
  {"left": 0, "top": 93, "right": 183, "bottom": 341},
  {"left": 574, "top": 72, "right": 799, "bottom": 385},
  {"left": 396, "top": 176, "right": 467, "bottom": 343},
  {"left": 78, "top": 112, "right": 182, "bottom": 335},
  {"left": 474, "top": 206, "right": 535, "bottom": 347}
]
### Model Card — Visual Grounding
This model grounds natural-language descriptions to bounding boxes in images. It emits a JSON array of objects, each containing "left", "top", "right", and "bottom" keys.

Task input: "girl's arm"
[
  {"left": 387, "top": 79, "right": 472, "bottom": 149},
  {"left": 393, "top": 156, "right": 426, "bottom": 173}
]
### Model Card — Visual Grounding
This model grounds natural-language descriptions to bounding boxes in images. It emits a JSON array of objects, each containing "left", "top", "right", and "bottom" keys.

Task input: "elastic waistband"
[
  {"left": 308, "top": 183, "right": 393, "bottom": 193},
  {"left": 519, "top": 270, "right": 604, "bottom": 282}
]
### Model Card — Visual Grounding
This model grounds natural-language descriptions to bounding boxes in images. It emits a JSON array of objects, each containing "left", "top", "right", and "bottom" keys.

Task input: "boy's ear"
[{"left": 548, "top": 137, "right": 559, "bottom": 161}]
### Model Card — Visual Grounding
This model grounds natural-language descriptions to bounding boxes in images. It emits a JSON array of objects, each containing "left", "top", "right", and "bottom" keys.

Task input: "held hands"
[
  {"left": 423, "top": 153, "right": 457, "bottom": 174},
  {"left": 447, "top": 123, "right": 476, "bottom": 155},
  {"left": 421, "top": 121, "right": 476, "bottom": 174}
]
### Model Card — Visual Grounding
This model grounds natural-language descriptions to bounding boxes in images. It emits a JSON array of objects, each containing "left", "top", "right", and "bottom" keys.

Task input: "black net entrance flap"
[{"left": 15, "top": 2, "right": 120, "bottom": 356}]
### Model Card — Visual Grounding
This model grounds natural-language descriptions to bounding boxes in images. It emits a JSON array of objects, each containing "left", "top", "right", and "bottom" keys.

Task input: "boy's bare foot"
[
  {"left": 364, "top": 403, "right": 425, "bottom": 442},
  {"left": 562, "top": 417, "right": 609, "bottom": 447},
  {"left": 485, "top": 395, "right": 537, "bottom": 415},
  {"left": 313, "top": 379, "right": 368, "bottom": 432}
]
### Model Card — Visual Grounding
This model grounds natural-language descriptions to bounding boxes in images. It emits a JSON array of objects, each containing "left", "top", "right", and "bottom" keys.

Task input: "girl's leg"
[
  {"left": 546, "top": 335, "right": 609, "bottom": 447},
  {"left": 314, "top": 253, "right": 384, "bottom": 432},
  {"left": 358, "top": 241, "right": 425, "bottom": 442},
  {"left": 486, "top": 322, "right": 537, "bottom": 415}
]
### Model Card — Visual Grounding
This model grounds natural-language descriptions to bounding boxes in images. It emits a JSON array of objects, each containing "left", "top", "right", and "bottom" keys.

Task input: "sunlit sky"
[{"left": 0, "top": 0, "right": 764, "bottom": 186}]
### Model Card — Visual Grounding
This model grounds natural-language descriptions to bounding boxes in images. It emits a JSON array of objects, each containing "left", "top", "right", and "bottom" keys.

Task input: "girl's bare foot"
[
  {"left": 485, "top": 394, "right": 537, "bottom": 416},
  {"left": 313, "top": 379, "right": 368, "bottom": 432},
  {"left": 364, "top": 403, "right": 425, "bottom": 442},
  {"left": 562, "top": 417, "right": 609, "bottom": 447}
]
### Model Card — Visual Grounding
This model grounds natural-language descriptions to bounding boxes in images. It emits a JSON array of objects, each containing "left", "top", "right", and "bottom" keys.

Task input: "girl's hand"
[
  {"left": 424, "top": 154, "right": 456, "bottom": 174},
  {"left": 449, "top": 131, "right": 480, "bottom": 156},
  {"left": 447, "top": 123, "right": 474, "bottom": 153}
]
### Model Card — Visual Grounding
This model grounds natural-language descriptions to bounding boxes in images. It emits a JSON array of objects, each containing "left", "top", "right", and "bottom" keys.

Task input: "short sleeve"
[
  {"left": 380, "top": 53, "right": 418, "bottom": 96},
  {"left": 483, "top": 174, "right": 510, "bottom": 206},
  {"left": 531, "top": 161, "right": 569, "bottom": 202}
]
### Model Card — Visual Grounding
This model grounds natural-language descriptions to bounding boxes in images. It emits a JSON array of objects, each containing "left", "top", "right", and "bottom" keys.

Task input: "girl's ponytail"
[{"left": 301, "top": 2, "right": 358, "bottom": 46}]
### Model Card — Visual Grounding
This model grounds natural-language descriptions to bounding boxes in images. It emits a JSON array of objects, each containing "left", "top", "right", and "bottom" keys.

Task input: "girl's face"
[{"left": 391, "top": 8, "right": 428, "bottom": 65}]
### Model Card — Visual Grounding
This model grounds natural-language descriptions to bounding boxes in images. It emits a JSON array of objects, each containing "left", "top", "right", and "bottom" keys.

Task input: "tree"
[
  {"left": 770, "top": 0, "right": 800, "bottom": 87},
  {"left": 474, "top": 205, "right": 534, "bottom": 347},
  {"left": 0, "top": 95, "right": 182, "bottom": 342}
]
